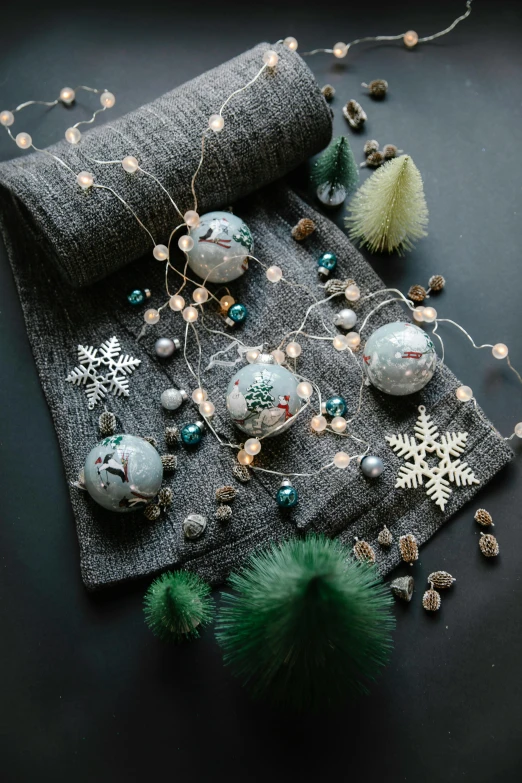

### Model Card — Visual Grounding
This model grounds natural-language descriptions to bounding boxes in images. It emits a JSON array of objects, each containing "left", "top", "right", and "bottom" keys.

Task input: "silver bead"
[
  {"left": 160, "top": 388, "right": 188, "bottom": 410},
  {"left": 155, "top": 337, "right": 181, "bottom": 358},
  {"left": 333, "top": 308, "right": 357, "bottom": 331},
  {"left": 183, "top": 513, "right": 207, "bottom": 539},
  {"left": 360, "top": 455, "right": 384, "bottom": 478}
]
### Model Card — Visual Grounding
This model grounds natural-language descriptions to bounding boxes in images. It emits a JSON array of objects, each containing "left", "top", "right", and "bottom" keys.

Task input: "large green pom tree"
[
  {"left": 144, "top": 570, "right": 214, "bottom": 642},
  {"left": 216, "top": 536, "right": 394, "bottom": 708}
]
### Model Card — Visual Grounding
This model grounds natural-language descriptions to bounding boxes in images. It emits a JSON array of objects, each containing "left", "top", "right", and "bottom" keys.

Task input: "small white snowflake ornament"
[
  {"left": 386, "top": 405, "right": 480, "bottom": 511},
  {"left": 66, "top": 336, "right": 141, "bottom": 409}
]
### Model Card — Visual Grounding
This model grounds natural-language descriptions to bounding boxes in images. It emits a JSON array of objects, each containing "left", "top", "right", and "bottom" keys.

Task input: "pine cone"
[
  {"left": 363, "top": 79, "right": 388, "bottom": 99},
  {"left": 475, "top": 508, "right": 494, "bottom": 527},
  {"left": 408, "top": 284, "right": 427, "bottom": 303},
  {"left": 364, "top": 151, "right": 384, "bottom": 168},
  {"left": 324, "top": 277, "right": 355, "bottom": 295},
  {"left": 158, "top": 487, "right": 173, "bottom": 508},
  {"left": 98, "top": 410, "right": 116, "bottom": 437},
  {"left": 363, "top": 139, "right": 379, "bottom": 156},
  {"left": 215, "top": 485, "right": 237, "bottom": 503},
  {"left": 232, "top": 463, "right": 251, "bottom": 483},
  {"left": 321, "top": 84, "right": 335, "bottom": 101},
  {"left": 215, "top": 505, "right": 233, "bottom": 523},
  {"left": 382, "top": 143, "right": 399, "bottom": 160},
  {"left": 142, "top": 436, "right": 157, "bottom": 448},
  {"left": 399, "top": 533, "right": 419, "bottom": 564},
  {"left": 422, "top": 587, "right": 441, "bottom": 611},
  {"left": 291, "top": 218, "right": 316, "bottom": 241},
  {"left": 377, "top": 525, "right": 393, "bottom": 547},
  {"left": 429, "top": 274, "right": 446, "bottom": 293},
  {"left": 165, "top": 426, "right": 181, "bottom": 447},
  {"left": 161, "top": 454, "right": 177, "bottom": 473},
  {"left": 343, "top": 99, "right": 367, "bottom": 130},
  {"left": 143, "top": 503, "right": 161, "bottom": 522},
  {"left": 479, "top": 532, "right": 499, "bottom": 557},
  {"left": 353, "top": 538, "right": 376, "bottom": 564},
  {"left": 427, "top": 571, "right": 456, "bottom": 589}
]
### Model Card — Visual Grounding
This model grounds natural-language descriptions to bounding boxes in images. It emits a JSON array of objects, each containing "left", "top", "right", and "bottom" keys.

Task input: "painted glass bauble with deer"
[
  {"left": 186, "top": 211, "right": 253, "bottom": 284},
  {"left": 226, "top": 357, "right": 301, "bottom": 438},
  {"left": 83, "top": 434, "right": 163, "bottom": 513}
]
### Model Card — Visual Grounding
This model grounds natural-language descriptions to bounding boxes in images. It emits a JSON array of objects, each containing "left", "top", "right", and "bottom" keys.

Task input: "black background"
[{"left": 1, "top": 1, "right": 522, "bottom": 781}]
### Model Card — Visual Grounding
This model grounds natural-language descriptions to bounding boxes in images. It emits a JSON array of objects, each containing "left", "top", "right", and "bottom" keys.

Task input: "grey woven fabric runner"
[{"left": 0, "top": 45, "right": 512, "bottom": 589}]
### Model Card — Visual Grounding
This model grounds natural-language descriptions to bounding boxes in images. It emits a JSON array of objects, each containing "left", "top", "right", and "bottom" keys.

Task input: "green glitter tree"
[
  {"left": 216, "top": 536, "right": 394, "bottom": 709},
  {"left": 144, "top": 570, "right": 214, "bottom": 642},
  {"left": 311, "top": 136, "right": 359, "bottom": 206}
]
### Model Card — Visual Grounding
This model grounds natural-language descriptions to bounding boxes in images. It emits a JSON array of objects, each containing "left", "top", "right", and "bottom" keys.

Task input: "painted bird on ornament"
[{"left": 199, "top": 218, "right": 231, "bottom": 248}]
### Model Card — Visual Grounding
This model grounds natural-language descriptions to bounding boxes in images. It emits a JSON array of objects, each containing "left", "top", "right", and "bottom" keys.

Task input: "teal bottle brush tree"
[
  {"left": 144, "top": 570, "right": 214, "bottom": 642},
  {"left": 311, "top": 135, "right": 359, "bottom": 207},
  {"left": 216, "top": 536, "right": 394, "bottom": 709}
]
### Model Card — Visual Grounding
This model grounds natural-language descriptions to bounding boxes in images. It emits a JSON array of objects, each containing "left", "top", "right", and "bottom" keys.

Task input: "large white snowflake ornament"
[
  {"left": 66, "top": 336, "right": 141, "bottom": 409},
  {"left": 386, "top": 405, "right": 480, "bottom": 511}
]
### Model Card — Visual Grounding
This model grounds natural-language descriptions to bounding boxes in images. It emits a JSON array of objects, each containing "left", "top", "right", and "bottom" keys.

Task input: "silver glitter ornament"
[
  {"left": 390, "top": 575, "right": 414, "bottom": 602},
  {"left": 333, "top": 308, "right": 357, "bottom": 331},
  {"left": 160, "top": 388, "right": 188, "bottom": 411},
  {"left": 183, "top": 513, "right": 207, "bottom": 539},
  {"left": 360, "top": 455, "right": 384, "bottom": 478},
  {"left": 155, "top": 337, "right": 181, "bottom": 358}
]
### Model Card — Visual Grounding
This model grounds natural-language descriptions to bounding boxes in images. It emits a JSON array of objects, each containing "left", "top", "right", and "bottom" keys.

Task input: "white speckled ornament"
[
  {"left": 186, "top": 211, "right": 253, "bottom": 283},
  {"left": 363, "top": 321, "right": 437, "bottom": 396}
]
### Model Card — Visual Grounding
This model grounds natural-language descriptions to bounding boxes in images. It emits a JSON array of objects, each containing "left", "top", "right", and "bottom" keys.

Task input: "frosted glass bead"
[
  {"left": 492, "top": 343, "right": 508, "bottom": 360},
  {"left": 182, "top": 306, "right": 198, "bottom": 322},
  {"left": 345, "top": 284, "right": 361, "bottom": 302},
  {"left": 413, "top": 306, "right": 425, "bottom": 323},
  {"left": 59, "top": 87, "right": 75, "bottom": 104},
  {"left": 266, "top": 265, "right": 283, "bottom": 283},
  {"left": 333, "top": 42, "right": 348, "bottom": 58},
  {"left": 456, "top": 385, "right": 473, "bottom": 402},
  {"left": 200, "top": 400, "right": 215, "bottom": 417},
  {"left": 184, "top": 210, "right": 200, "bottom": 228},
  {"left": 246, "top": 349, "right": 260, "bottom": 364},
  {"left": 178, "top": 235, "right": 194, "bottom": 252},
  {"left": 245, "top": 437, "right": 262, "bottom": 456},
  {"left": 0, "top": 110, "right": 15, "bottom": 126},
  {"left": 192, "top": 287, "right": 209, "bottom": 304},
  {"left": 422, "top": 306, "right": 437, "bottom": 323},
  {"left": 263, "top": 50, "right": 279, "bottom": 67},
  {"left": 316, "top": 182, "right": 347, "bottom": 207},
  {"left": 331, "top": 416, "right": 347, "bottom": 433},
  {"left": 311, "top": 415, "right": 327, "bottom": 433},
  {"left": 153, "top": 244, "right": 169, "bottom": 261},
  {"left": 77, "top": 171, "right": 94, "bottom": 189},
  {"left": 237, "top": 449, "right": 253, "bottom": 465},
  {"left": 403, "top": 30, "right": 419, "bottom": 48},
  {"left": 144, "top": 308, "right": 160, "bottom": 324},
  {"left": 296, "top": 382, "right": 313, "bottom": 399},
  {"left": 209, "top": 114, "right": 224, "bottom": 132},
  {"left": 284, "top": 37, "right": 298, "bottom": 51},
  {"left": 220, "top": 295, "right": 235, "bottom": 310},
  {"left": 15, "top": 132, "right": 32, "bottom": 149},
  {"left": 345, "top": 332, "right": 361, "bottom": 349},
  {"left": 100, "top": 91, "right": 115, "bottom": 108},
  {"left": 334, "top": 451, "right": 350, "bottom": 469},
  {"left": 122, "top": 156, "right": 139, "bottom": 173},
  {"left": 192, "top": 388, "right": 207, "bottom": 404},
  {"left": 65, "top": 127, "right": 81, "bottom": 144},
  {"left": 286, "top": 342, "right": 302, "bottom": 358},
  {"left": 514, "top": 423, "right": 522, "bottom": 438},
  {"left": 271, "top": 349, "right": 286, "bottom": 365},
  {"left": 169, "top": 294, "right": 185, "bottom": 311},
  {"left": 333, "top": 335, "right": 348, "bottom": 351}
]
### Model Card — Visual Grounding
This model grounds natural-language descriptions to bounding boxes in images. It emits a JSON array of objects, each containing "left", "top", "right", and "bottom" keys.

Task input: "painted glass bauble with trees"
[
  {"left": 363, "top": 321, "right": 437, "bottom": 396},
  {"left": 83, "top": 434, "right": 163, "bottom": 513},
  {"left": 226, "top": 354, "right": 301, "bottom": 438},
  {"left": 186, "top": 211, "right": 253, "bottom": 284}
]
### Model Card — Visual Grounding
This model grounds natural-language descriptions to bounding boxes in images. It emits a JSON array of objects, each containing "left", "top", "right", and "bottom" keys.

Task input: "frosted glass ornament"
[
  {"left": 363, "top": 322, "right": 437, "bottom": 396},
  {"left": 185, "top": 211, "right": 253, "bottom": 283},
  {"left": 316, "top": 182, "right": 347, "bottom": 207}
]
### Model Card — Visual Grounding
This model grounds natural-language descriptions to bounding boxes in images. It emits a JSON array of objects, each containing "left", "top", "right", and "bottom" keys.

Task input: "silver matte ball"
[
  {"left": 361, "top": 455, "right": 384, "bottom": 478},
  {"left": 160, "top": 388, "right": 185, "bottom": 411},
  {"left": 334, "top": 308, "right": 357, "bottom": 330},
  {"left": 155, "top": 337, "right": 175, "bottom": 358}
]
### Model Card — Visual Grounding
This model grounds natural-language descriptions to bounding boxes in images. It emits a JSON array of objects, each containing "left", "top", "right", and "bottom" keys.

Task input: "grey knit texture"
[{"left": 0, "top": 46, "right": 512, "bottom": 589}]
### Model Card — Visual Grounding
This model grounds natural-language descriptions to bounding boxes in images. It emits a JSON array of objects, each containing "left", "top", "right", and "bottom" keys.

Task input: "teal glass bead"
[
  {"left": 325, "top": 395, "right": 347, "bottom": 417},
  {"left": 317, "top": 252, "right": 337, "bottom": 277},
  {"left": 128, "top": 289, "right": 145, "bottom": 306},
  {"left": 277, "top": 482, "right": 298, "bottom": 508},
  {"left": 181, "top": 422, "right": 203, "bottom": 445},
  {"left": 226, "top": 302, "right": 248, "bottom": 325}
]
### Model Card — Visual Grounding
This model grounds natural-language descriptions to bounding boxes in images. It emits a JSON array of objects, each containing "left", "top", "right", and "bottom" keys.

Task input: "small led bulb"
[
  {"left": 65, "top": 127, "right": 81, "bottom": 144},
  {"left": 100, "top": 91, "right": 115, "bottom": 108},
  {"left": 311, "top": 415, "right": 327, "bottom": 433},
  {"left": 514, "top": 422, "right": 522, "bottom": 438},
  {"left": 413, "top": 306, "right": 425, "bottom": 323},
  {"left": 209, "top": 114, "right": 224, "bottom": 132},
  {"left": 331, "top": 416, "right": 347, "bottom": 433},
  {"left": 153, "top": 244, "right": 169, "bottom": 261},
  {"left": 169, "top": 294, "right": 185, "bottom": 311},
  {"left": 492, "top": 343, "right": 508, "bottom": 360},
  {"left": 345, "top": 284, "right": 361, "bottom": 302},
  {"left": 192, "top": 388, "right": 207, "bottom": 404},
  {"left": 15, "top": 132, "right": 32, "bottom": 149},
  {"left": 245, "top": 437, "right": 262, "bottom": 456},
  {"left": 193, "top": 287, "right": 209, "bottom": 304},
  {"left": 283, "top": 36, "right": 298, "bottom": 51},
  {"left": 178, "top": 235, "right": 194, "bottom": 252},
  {"left": 345, "top": 332, "right": 361, "bottom": 350},
  {"left": 403, "top": 30, "right": 419, "bottom": 48},
  {"left": 286, "top": 342, "right": 302, "bottom": 358},
  {"left": 144, "top": 308, "right": 160, "bottom": 325},
  {"left": 456, "top": 385, "right": 473, "bottom": 402},
  {"left": 237, "top": 449, "right": 253, "bottom": 466},
  {"left": 271, "top": 349, "right": 286, "bottom": 365},
  {"left": 266, "top": 265, "right": 283, "bottom": 283},
  {"left": 333, "top": 41, "right": 348, "bottom": 58},
  {"left": 122, "top": 156, "right": 139, "bottom": 173},
  {"left": 77, "top": 171, "right": 94, "bottom": 189},
  {"left": 220, "top": 294, "right": 235, "bottom": 310},
  {"left": 333, "top": 335, "right": 348, "bottom": 351},
  {"left": 246, "top": 349, "right": 260, "bottom": 364},
  {"left": 200, "top": 400, "right": 215, "bottom": 417},
  {"left": 422, "top": 306, "right": 437, "bottom": 323},
  {"left": 184, "top": 210, "right": 200, "bottom": 228},
  {"left": 297, "top": 381, "right": 313, "bottom": 399},
  {"left": 0, "top": 110, "right": 15, "bottom": 126},
  {"left": 334, "top": 451, "right": 350, "bottom": 469},
  {"left": 183, "top": 306, "right": 199, "bottom": 323},
  {"left": 263, "top": 50, "right": 279, "bottom": 67},
  {"left": 59, "top": 87, "right": 75, "bottom": 105}
]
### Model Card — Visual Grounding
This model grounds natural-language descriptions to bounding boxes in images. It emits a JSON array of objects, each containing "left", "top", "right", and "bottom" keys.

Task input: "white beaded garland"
[
  {"left": 184, "top": 210, "right": 200, "bottom": 228},
  {"left": 266, "top": 265, "right": 283, "bottom": 283},
  {"left": 271, "top": 349, "right": 286, "bottom": 365},
  {"left": 209, "top": 114, "right": 224, "bottom": 132},
  {"left": 244, "top": 437, "right": 262, "bottom": 456},
  {"left": 192, "top": 388, "right": 207, "bottom": 404},
  {"left": 333, "top": 335, "right": 348, "bottom": 351},
  {"left": 413, "top": 306, "right": 425, "bottom": 323},
  {"left": 422, "top": 306, "right": 437, "bottom": 323},
  {"left": 331, "top": 416, "right": 347, "bottom": 433},
  {"left": 77, "top": 171, "right": 94, "bottom": 189},
  {"left": 15, "top": 132, "right": 32, "bottom": 149},
  {"left": 100, "top": 91, "right": 115, "bottom": 108},
  {"left": 122, "top": 156, "right": 139, "bottom": 173},
  {"left": 246, "top": 349, "right": 260, "bottom": 364},
  {"left": 345, "top": 332, "right": 361, "bottom": 349},
  {"left": 456, "top": 385, "right": 473, "bottom": 402},
  {"left": 263, "top": 50, "right": 279, "bottom": 67},
  {"left": 220, "top": 294, "right": 235, "bottom": 310},
  {"left": 286, "top": 342, "right": 302, "bottom": 358},
  {"left": 237, "top": 449, "right": 253, "bottom": 466},
  {"left": 182, "top": 306, "right": 199, "bottom": 323},
  {"left": 404, "top": 30, "right": 419, "bottom": 48},
  {"left": 193, "top": 287, "right": 209, "bottom": 304},
  {"left": 514, "top": 422, "right": 522, "bottom": 438},
  {"left": 296, "top": 381, "right": 313, "bottom": 399},
  {"left": 169, "top": 294, "right": 185, "bottom": 311},
  {"left": 178, "top": 235, "right": 194, "bottom": 252},
  {"left": 333, "top": 451, "right": 350, "bottom": 469},
  {"left": 492, "top": 343, "right": 508, "bottom": 360},
  {"left": 200, "top": 400, "right": 215, "bottom": 417},
  {"left": 144, "top": 308, "right": 160, "bottom": 325},
  {"left": 0, "top": 110, "right": 15, "bottom": 127},
  {"left": 59, "top": 87, "right": 75, "bottom": 104},
  {"left": 311, "top": 415, "right": 327, "bottom": 433},
  {"left": 283, "top": 36, "right": 298, "bottom": 51},
  {"left": 333, "top": 41, "right": 348, "bottom": 58},
  {"left": 345, "top": 284, "right": 360, "bottom": 302},
  {"left": 65, "top": 127, "right": 81, "bottom": 144},
  {"left": 153, "top": 244, "right": 169, "bottom": 261}
]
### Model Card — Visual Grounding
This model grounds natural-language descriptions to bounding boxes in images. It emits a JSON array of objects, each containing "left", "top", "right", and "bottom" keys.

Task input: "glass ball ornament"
[
  {"left": 345, "top": 284, "right": 360, "bottom": 302},
  {"left": 155, "top": 337, "right": 180, "bottom": 358},
  {"left": 226, "top": 303, "right": 247, "bottom": 326},
  {"left": 83, "top": 434, "right": 163, "bottom": 513},
  {"left": 317, "top": 252, "right": 337, "bottom": 278},
  {"left": 311, "top": 415, "right": 327, "bottom": 432},
  {"left": 492, "top": 343, "right": 508, "bottom": 359},
  {"left": 100, "top": 91, "right": 116, "bottom": 108},
  {"left": 122, "top": 156, "right": 139, "bottom": 173},
  {"left": 127, "top": 289, "right": 145, "bottom": 306},
  {"left": 333, "top": 42, "right": 348, "bottom": 58},
  {"left": 263, "top": 50, "right": 279, "bottom": 67},
  {"left": 285, "top": 342, "right": 302, "bottom": 359},
  {"left": 208, "top": 114, "right": 225, "bottom": 132},
  {"left": 153, "top": 244, "right": 169, "bottom": 261},
  {"left": 334, "top": 308, "right": 357, "bottom": 331},
  {"left": 334, "top": 451, "right": 350, "bottom": 469},
  {"left": 316, "top": 182, "right": 347, "bottom": 208},
  {"left": 144, "top": 308, "right": 160, "bottom": 324},
  {"left": 226, "top": 355, "right": 301, "bottom": 438},
  {"left": 403, "top": 30, "right": 419, "bottom": 48},
  {"left": 0, "top": 110, "right": 15, "bottom": 127},
  {"left": 284, "top": 36, "right": 298, "bottom": 50},
  {"left": 456, "top": 385, "right": 473, "bottom": 402},
  {"left": 514, "top": 422, "right": 522, "bottom": 438},
  {"left": 276, "top": 479, "right": 298, "bottom": 508},
  {"left": 161, "top": 388, "right": 188, "bottom": 410},
  {"left": 65, "top": 127, "right": 81, "bottom": 144},
  {"left": 181, "top": 422, "right": 204, "bottom": 445},
  {"left": 363, "top": 322, "right": 437, "bottom": 396},
  {"left": 169, "top": 294, "right": 185, "bottom": 311},
  {"left": 325, "top": 396, "right": 347, "bottom": 417},
  {"left": 360, "top": 455, "right": 384, "bottom": 478},
  {"left": 15, "top": 132, "right": 32, "bottom": 149},
  {"left": 59, "top": 87, "right": 75, "bottom": 104},
  {"left": 186, "top": 211, "right": 253, "bottom": 283}
]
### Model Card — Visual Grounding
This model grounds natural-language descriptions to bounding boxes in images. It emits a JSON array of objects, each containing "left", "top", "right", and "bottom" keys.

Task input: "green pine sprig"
[
  {"left": 311, "top": 135, "right": 359, "bottom": 195},
  {"left": 144, "top": 570, "right": 214, "bottom": 642}
]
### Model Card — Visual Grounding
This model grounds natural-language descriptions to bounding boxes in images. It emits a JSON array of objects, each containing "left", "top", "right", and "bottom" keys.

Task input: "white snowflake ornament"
[
  {"left": 66, "top": 336, "right": 141, "bottom": 409},
  {"left": 386, "top": 405, "right": 480, "bottom": 511}
]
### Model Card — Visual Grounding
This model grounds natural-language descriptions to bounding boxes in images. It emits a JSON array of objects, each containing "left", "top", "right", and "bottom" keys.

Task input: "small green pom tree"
[
  {"left": 144, "top": 570, "right": 213, "bottom": 642},
  {"left": 311, "top": 136, "right": 359, "bottom": 205},
  {"left": 346, "top": 154, "right": 428, "bottom": 254},
  {"left": 216, "top": 536, "right": 394, "bottom": 709}
]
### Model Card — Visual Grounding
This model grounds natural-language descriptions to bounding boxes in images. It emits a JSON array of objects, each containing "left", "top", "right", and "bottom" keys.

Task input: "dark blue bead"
[
  {"left": 228, "top": 303, "right": 248, "bottom": 324},
  {"left": 317, "top": 252, "right": 337, "bottom": 272},
  {"left": 277, "top": 485, "right": 298, "bottom": 508},
  {"left": 325, "top": 395, "right": 347, "bottom": 417},
  {"left": 127, "top": 289, "right": 145, "bottom": 305},
  {"left": 181, "top": 423, "right": 202, "bottom": 445}
]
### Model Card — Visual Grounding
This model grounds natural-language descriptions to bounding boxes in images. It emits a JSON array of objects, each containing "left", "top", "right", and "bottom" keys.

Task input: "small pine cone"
[
  {"left": 479, "top": 532, "right": 499, "bottom": 557},
  {"left": 363, "top": 139, "right": 379, "bottom": 156},
  {"left": 428, "top": 571, "right": 456, "bottom": 589},
  {"left": 291, "top": 218, "right": 316, "bottom": 241},
  {"left": 364, "top": 150, "right": 384, "bottom": 168},
  {"left": 343, "top": 99, "right": 367, "bottom": 130},
  {"left": 353, "top": 538, "right": 376, "bottom": 564},
  {"left": 382, "top": 143, "right": 399, "bottom": 160},
  {"left": 98, "top": 410, "right": 116, "bottom": 437},
  {"left": 475, "top": 508, "right": 494, "bottom": 527},
  {"left": 363, "top": 79, "right": 388, "bottom": 99},
  {"left": 422, "top": 587, "right": 441, "bottom": 612},
  {"left": 143, "top": 503, "right": 161, "bottom": 522},
  {"left": 158, "top": 487, "right": 173, "bottom": 508},
  {"left": 232, "top": 463, "right": 251, "bottom": 483},
  {"left": 161, "top": 454, "right": 177, "bottom": 473},
  {"left": 165, "top": 426, "right": 180, "bottom": 447},
  {"left": 215, "top": 485, "right": 237, "bottom": 503},
  {"left": 142, "top": 436, "right": 157, "bottom": 448},
  {"left": 215, "top": 505, "right": 233, "bottom": 523},
  {"left": 377, "top": 525, "right": 393, "bottom": 547},
  {"left": 428, "top": 274, "right": 446, "bottom": 293},
  {"left": 399, "top": 533, "right": 419, "bottom": 564},
  {"left": 324, "top": 277, "right": 355, "bottom": 295},
  {"left": 408, "top": 284, "right": 427, "bottom": 303},
  {"left": 321, "top": 84, "right": 335, "bottom": 101}
]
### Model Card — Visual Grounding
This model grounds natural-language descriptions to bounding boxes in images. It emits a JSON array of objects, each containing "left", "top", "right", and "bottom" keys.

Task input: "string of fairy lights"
[{"left": 3, "top": 0, "right": 521, "bottom": 492}]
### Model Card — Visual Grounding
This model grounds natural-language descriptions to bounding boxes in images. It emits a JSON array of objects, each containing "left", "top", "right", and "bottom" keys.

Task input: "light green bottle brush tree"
[
  {"left": 346, "top": 154, "right": 428, "bottom": 254},
  {"left": 144, "top": 570, "right": 214, "bottom": 642},
  {"left": 311, "top": 135, "right": 359, "bottom": 207}
]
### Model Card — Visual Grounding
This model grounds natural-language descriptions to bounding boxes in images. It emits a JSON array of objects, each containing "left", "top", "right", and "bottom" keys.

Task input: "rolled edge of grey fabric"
[{"left": 0, "top": 43, "right": 332, "bottom": 288}]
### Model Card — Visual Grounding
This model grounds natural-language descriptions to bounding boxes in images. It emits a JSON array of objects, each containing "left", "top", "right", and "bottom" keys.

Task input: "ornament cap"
[
  {"left": 255, "top": 352, "right": 275, "bottom": 365},
  {"left": 280, "top": 477, "right": 292, "bottom": 487},
  {"left": 172, "top": 338, "right": 181, "bottom": 350}
]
